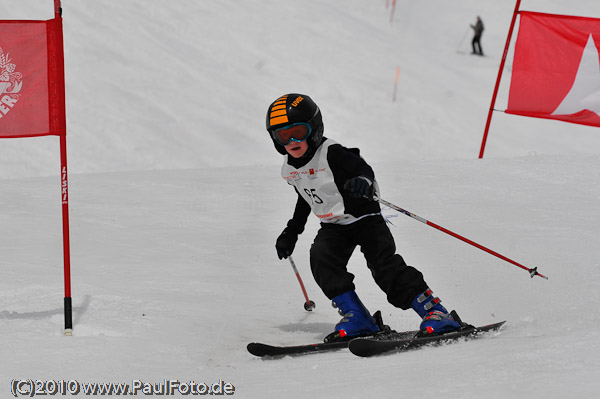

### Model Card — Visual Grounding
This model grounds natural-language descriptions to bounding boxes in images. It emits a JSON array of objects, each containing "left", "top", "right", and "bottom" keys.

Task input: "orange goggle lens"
[{"left": 272, "top": 123, "right": 312, "bottom": 146}]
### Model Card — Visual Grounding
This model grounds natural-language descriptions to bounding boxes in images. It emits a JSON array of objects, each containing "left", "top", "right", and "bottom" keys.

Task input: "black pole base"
[{"left": 64, "top": 296, "right": 73, "bottom": 335}]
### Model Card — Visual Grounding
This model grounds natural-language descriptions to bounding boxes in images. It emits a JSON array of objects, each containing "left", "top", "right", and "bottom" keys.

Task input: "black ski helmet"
[{"left": 266, "top": 93, "right": 324, "bottom": 155}]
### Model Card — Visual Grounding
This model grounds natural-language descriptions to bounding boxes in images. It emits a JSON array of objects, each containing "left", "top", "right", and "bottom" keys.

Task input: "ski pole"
[
  {"left": 456, "top": 26, "right": 470, "bottom": 52},
  {"left": 288, "top": 255, "right": 316, "bottom": 311},
  {"left": 375, "top": 196, "right": 548, "bottom": 280}
]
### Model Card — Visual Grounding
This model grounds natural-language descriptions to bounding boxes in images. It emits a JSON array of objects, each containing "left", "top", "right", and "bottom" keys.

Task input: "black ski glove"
[
  {"left": 344, "top": 176, "right": 374, "bottom": 200},
  {"left": 275, "top": 228, "right": 299, "bottom": 260}
]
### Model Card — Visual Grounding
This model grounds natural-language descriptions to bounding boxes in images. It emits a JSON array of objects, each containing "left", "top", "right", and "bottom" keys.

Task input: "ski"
[
  {"left": 247, "top": 340, "right": 348, "bottom": 357},
  {"left": 247, "top": 329, "right": 417, "bottom": 358},
  {"left": 247, "top": 310, "right": 393, "bottom": 358},
  {"left": 247, "top": 310, "right": 505, "bottom": 358},
  {"left": 348, "top": 320, "right": 506, "bottom": 358}
]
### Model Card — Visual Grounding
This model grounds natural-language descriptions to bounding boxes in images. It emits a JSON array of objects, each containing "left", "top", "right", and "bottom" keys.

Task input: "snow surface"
[{"left": 1, "top": 0, "right": 600, "bottom": 397}]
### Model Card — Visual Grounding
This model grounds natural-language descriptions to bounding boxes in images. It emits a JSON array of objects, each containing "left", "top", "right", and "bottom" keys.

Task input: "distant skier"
[
  {"left": 265, "top": 93, "right": 461, "bottom": 342},
  {"left": 471, "top": 16, "right": 484, "bottom": 56}
]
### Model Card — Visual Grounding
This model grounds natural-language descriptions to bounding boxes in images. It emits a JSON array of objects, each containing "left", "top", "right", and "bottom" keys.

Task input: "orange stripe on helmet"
[
  {"left": 270, "top": 115, "right": 289, "bottom": 125},
  {"left": 269, "top": 95, "right": 289, "bottom": 127},
  {"left": 270, "top": 109, "right": 287, "bottom": 117}
]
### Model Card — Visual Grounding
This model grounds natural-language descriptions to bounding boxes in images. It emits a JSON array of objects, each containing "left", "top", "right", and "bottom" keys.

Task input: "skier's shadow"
[
  {"left": 0, "top": 294, "right": 90, "bottom": 325},
  {"left": 278, "top": 322, "right": 332, "bottom": 335}
]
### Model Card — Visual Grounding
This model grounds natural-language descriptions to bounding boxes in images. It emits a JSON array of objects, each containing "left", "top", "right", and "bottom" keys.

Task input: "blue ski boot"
[
  {"left": 324, "top": 291, "right": 381, "bottom": 342},
  {"left": 411, "top": 289, "right": 461, "bottom": 336}
]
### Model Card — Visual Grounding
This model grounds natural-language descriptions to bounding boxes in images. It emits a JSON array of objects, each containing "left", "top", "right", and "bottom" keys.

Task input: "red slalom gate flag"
[
  {"left": 0, "top": 17, "right": 66, "bottom": 137},
  {"left": 0, "top": 2, "right": 72, "bottom": 336},
  {"left": 507, "top": 11, "right": 600, "bottom": 127}
]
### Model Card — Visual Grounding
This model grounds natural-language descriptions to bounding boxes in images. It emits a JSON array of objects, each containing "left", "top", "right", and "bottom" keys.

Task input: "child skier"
[{"left": 266, "top": 93, "right": 461, "bottom": 342}]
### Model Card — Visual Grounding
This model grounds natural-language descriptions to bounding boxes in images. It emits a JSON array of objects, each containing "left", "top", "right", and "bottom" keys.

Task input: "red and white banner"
[
  {"left": 507, "top": 11, "right": 600, "bottom": 127},
  {"left": 0, "top": 18, "right": 66, "bottom": 138}
]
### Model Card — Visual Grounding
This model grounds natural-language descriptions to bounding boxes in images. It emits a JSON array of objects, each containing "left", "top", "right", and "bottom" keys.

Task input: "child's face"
[{"left": 285, "top": 140, "right": 309, "bottom": 158}]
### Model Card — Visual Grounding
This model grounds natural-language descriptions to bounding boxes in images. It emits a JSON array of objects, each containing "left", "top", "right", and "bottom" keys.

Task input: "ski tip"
[
  {"left": 348, "top": 320, "right": 507, "bottom": 357},
  {"left": 494, "top": 320, "right": 507, "bottom": 329},
  {"left": 247, "top": 343, "right": 269, "bottom": 357},
  {"left": 347, "top": 339, "right": 378, "bottom": 358}
]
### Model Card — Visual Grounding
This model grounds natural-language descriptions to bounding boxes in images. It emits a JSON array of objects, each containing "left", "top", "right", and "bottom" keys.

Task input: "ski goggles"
[{"left": 271, "top": 122, "right": 312, "bottom": 146}]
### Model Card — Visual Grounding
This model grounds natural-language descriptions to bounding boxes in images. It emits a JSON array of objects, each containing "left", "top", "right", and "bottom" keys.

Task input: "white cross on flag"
[{"left": 507, "top": 11, "right": 600, "bottom": 127}]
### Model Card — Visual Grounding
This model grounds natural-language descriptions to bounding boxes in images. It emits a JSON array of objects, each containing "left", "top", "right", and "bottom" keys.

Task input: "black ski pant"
[
  {"left": 472, "top": 34, "right": 483, "bottom": 55},
  {"left": 309, "top": 214, "right": 428, "bottom": 310}
]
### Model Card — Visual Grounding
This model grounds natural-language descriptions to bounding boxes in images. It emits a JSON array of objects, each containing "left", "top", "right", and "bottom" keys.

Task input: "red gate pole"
[
  {"left": 53, "top": 0, "right": 72, "bottom": 335},
  {"left": 60, "top": 137, "right": 72, "bottom": 335},
  {"left": 478, "top": 0, "right": 522, "bottom": 159}
]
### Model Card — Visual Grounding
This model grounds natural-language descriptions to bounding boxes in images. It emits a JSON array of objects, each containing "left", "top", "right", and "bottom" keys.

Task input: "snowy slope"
[
  {"left": 2, "top": 1, "right": 600, "bottom": 398},
  {"left": 2, "top": 0, "right": 600, "bottom": 178}
]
